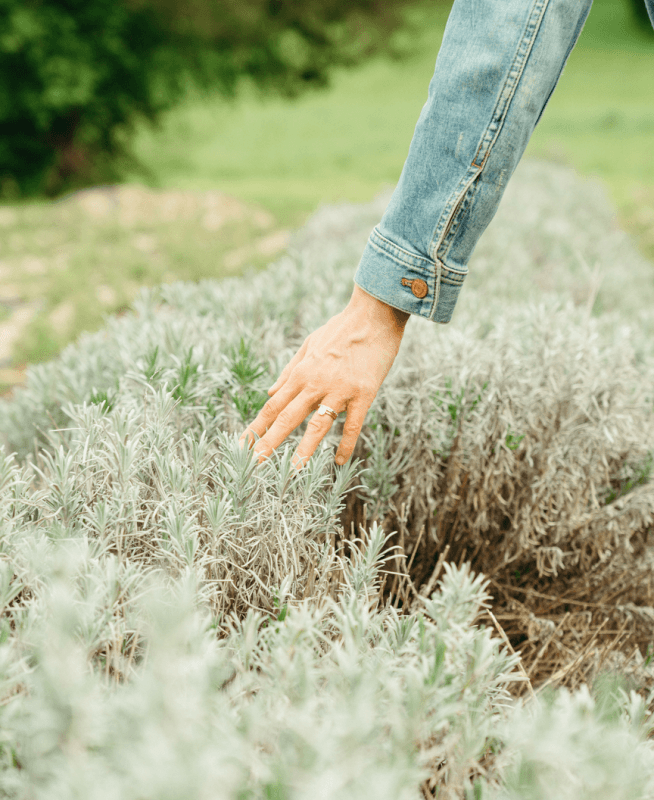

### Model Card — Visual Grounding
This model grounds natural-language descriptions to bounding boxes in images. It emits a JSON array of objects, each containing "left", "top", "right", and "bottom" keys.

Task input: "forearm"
[{"left": 354, "top": 0, "right": 592, "bottom": 325}]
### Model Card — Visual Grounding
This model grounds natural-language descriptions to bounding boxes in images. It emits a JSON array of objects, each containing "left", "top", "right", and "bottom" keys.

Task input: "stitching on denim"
[
  {"left": 439, "top": 175, "right": 483, "bottom": 249},
  {"left": 369, "top": 226, "right": 433, "bottom": 269},
  {"left": 370, "top": 225, "right": 467, "bottom": 279},
  {"left": 471, "top": 0, "right": 549, "bottom": 168},
  {"left": 471, "top": 151, "right": 490, "bottom": 171},
  {"left": 367, "top": 238, "right": 428, "bottom": 271},
  {"left": 366, "top": 227, "right": 465, "bottom": 319},
  {"left": 442, "top": 263, "right": 467, "bottom": 276},
  {"left": 429, "top": 172, "right": 477, "bottom": 260},
  {"left": 441, "top": 274, "right": 465, "bottom": 287},
  {"left": 429, "top": 0, "right": 550, "bottom": 262},
  {"left": 433, "top": 258, "right": 442, "bottom": 312}
]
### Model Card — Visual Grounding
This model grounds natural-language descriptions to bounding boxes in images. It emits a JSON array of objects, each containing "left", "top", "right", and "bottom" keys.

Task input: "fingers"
[
  {"left": 239, "top": 379, "right": 302, "bottom": 450},
  {"left": 239, "top": 369, "right": 371, "bottom": 470},
  {"left": 243, "top": 390, "right": 327, "bottom": 467},
  {"left": 236, "top": 317, "right": 376, "bottom": 469},
  {"left": 294, "top": 396, "right": 369, "bottom": 469},
  {"left": 291, "top": 399, "right": 346, "bottom": 470},
  {"left": 242, "top": 390, "right": 369, "bottom": 472},
  {"left": 334, "top": 397, "right": 369, "bottom": 464}
]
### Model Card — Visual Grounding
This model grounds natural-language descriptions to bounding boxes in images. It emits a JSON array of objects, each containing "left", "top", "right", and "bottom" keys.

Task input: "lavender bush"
[{"left": 1, "top": 158, "right": 654, "bottom": 797}]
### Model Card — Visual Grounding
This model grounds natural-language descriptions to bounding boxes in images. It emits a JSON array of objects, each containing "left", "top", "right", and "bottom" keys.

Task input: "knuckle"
[
  {"left": 276, "top": 408, "right": 295, "bottom": 428},
  {"left": 262, "top": 397, "right": 278, "bottom": 415},
  {"left": 305, "top": 383, "right": 324, "bottom": 401}
]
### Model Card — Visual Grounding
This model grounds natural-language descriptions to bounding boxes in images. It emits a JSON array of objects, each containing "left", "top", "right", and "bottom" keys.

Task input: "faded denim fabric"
[{"left": 353, "top": 0, "right": 654, "bottom": 324}]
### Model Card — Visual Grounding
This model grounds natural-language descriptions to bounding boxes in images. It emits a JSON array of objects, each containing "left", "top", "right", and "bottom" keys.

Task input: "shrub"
[
  {"left": 2, "top": 161, "right": 654, "bottom": 691},
  {"left": 2, "top": 158, "right": 654, "bottom": 794},
  {"left": 1, "top": 488, "right": 653, "bottom": 799},
  {"left": 0, "top": 507, "right": 528, "bottom": 798}
]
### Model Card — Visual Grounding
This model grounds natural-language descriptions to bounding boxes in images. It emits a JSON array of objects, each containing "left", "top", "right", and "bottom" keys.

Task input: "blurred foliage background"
[
  {"left": 0, "top": 0, "right": 652, "bottom": 381},
  {"left": 0, "top": 0, "right": 429, "bottom": 197}
]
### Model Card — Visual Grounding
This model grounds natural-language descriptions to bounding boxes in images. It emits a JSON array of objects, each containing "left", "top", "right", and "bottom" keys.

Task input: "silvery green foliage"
[
  {"left": 0, "top": 185, "right": 389, "bottom": 458},
  {"left": 468, "top": 159, "right": 654, "bottom": 322},
  {"left": 490, "top": 683, "right": 654, "bottom": 800},
  {"left": 0, "top": 397, "right": 357, "bottom": 622},
  {"left": 0, "top": 522, "right": 521, "bottom": 800},
  {"left": 3, "top": 162, "right": 654, "bottom": 588},
  {"left": 2, "top": 159, "right": 654, "bottom": 796}
]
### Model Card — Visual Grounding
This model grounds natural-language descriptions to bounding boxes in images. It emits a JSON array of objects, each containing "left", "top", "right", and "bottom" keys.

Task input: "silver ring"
[{"left": 318, "top": 404, "right": 339, "bottom": 421}]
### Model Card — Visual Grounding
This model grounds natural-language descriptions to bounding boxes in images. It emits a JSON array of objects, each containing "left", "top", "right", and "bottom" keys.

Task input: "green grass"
[{"left": 0, "top": 190, "right": 285, "bottom": 370}]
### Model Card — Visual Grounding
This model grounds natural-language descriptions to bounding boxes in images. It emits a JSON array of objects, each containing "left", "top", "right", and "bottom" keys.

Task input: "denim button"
[{"left": 409, "top": 278, "right": 428, "bottom": 298}]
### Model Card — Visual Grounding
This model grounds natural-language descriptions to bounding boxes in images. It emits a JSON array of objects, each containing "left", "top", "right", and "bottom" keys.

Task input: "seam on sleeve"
[{"left": 429, "top": 0, "right": 551, "bottom": 261}]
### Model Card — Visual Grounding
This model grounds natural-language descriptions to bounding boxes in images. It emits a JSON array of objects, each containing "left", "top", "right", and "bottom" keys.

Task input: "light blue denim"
[{"left": 353, "top": 0, "right": 654, "bottom": 324}]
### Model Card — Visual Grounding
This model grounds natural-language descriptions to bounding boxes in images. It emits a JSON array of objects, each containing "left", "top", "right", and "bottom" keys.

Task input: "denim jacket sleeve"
[{"left": 353, "top": 0, "right": 599, "bottom": 324}]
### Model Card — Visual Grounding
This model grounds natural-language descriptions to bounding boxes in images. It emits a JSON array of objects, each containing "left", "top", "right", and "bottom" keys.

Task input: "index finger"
[{"left": 239, "top": 378, "right": 302, "bottom": 451}]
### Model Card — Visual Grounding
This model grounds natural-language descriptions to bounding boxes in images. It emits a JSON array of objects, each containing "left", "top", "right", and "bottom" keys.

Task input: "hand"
[{"left": 238, "top": 285, "right": 410, "bottom": 470}]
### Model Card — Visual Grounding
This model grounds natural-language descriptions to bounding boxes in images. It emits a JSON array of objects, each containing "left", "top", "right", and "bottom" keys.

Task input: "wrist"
[{"left": 348, "top": 284, "right": 411, "bottom": 328}]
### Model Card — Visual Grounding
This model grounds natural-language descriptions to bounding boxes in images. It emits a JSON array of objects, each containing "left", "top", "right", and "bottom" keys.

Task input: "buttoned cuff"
[{"left": 353, "top": 226, "right": 466, "bottom": 324}]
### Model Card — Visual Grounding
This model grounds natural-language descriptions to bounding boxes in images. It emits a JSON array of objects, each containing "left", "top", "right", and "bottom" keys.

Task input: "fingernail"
[{"left": 335, "top": 455, "right": 345, "bottom": 465}]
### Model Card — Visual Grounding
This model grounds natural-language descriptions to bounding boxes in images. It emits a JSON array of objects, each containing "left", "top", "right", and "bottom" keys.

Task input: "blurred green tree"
[{"left": 0, "top": 0, "right": 431, "bottom": 197}]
